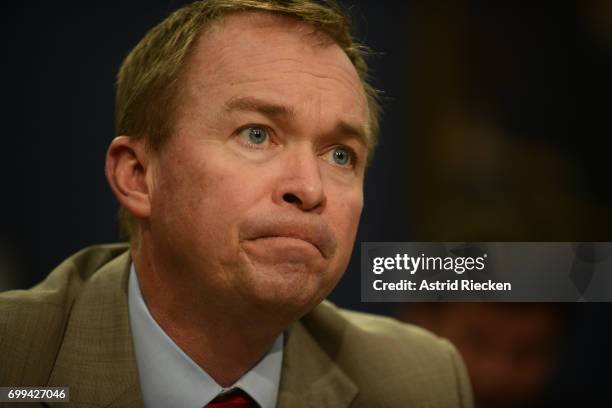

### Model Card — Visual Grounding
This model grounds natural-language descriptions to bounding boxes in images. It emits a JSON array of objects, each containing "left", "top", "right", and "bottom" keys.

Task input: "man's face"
[{"left": 146, "top": 13, "right": 369, "bottom": 316}]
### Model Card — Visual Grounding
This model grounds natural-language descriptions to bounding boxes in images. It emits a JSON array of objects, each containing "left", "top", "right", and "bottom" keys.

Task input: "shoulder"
[
  {"left": 304, "top": 300, "right": 459, "bottom": 364},
  {"left": 0, "top": 243, "right": 129, "bottom": 312},
  {"left": 0, "top": 243, "right": 130, "bottom": 385},
  {"left": 303, "top": 301, "right": 474, "bottom": 407}
]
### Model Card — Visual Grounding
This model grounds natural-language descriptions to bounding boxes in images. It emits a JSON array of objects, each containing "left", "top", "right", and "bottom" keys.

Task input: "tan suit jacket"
[{"left": 0, "top": 244, "right": 473, "bottom": 407}]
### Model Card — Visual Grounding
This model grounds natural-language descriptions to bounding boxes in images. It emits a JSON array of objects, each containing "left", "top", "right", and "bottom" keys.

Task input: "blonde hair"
[{"left": 115, "top": 0, "right": 380, "bottom": 240}]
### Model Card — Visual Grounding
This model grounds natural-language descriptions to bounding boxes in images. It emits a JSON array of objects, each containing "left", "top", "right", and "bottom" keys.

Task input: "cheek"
[
  {"left": 164, "top": 153, "right": 267, "bottom": 238},
  {"left": 329, "top": 188, "right": 363, "bottom": 250}
]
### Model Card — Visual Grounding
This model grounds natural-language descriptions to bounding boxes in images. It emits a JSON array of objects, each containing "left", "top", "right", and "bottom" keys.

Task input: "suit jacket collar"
[
  {"left": 278, "top": 319, "right": 358, "bottom": 408},
  {"left": 46, "top": 245, "right": 358, "bottom": 407},
  {"left": 47, "top": 249, "right": 143, "bottom": 408}
]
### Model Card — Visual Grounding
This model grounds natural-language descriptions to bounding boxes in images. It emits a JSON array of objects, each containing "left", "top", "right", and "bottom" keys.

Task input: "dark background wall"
[{"left": 2, "top": 1, "right": 611, "bottom": 405}]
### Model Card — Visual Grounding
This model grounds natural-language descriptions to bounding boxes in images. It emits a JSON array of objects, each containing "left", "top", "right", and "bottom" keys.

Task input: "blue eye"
[
  {"left": 329, "top": 146, "right": 354, "bottom": 167},
  {"left": 240, "top": 126, "right": 268, "bottom": 145}
]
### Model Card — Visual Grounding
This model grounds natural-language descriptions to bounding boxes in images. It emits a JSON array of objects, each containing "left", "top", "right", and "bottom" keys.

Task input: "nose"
[{"left": 273, "top": 145, "right": 326, "bottom": 213}]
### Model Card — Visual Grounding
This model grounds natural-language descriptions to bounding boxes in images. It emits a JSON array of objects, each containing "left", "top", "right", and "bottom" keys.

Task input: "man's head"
[
  {"left": 106, "top": 0, "right": 377, "bottom": 319},
  {"left": 114, "top": 0, "right": 379, "bottom": 239}
]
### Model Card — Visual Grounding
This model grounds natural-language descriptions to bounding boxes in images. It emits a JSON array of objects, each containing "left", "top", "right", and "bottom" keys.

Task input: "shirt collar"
[{"left": 128, "top": 263, "right": 283, "bottom": 408}]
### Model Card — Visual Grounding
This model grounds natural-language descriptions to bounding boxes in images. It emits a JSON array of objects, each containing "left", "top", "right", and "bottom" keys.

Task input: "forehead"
[{"left": 179, "top": 12, "right": 368, "bottom": 127}]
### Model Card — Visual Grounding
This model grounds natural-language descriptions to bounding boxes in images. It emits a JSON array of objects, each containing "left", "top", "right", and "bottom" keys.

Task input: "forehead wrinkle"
[
  {"left": 215, "top": 63, "right": 366, "bottom": 120},
  {"left": 223, "top": 95, "right": 295, "bottom": 118},
  {"left": 207, "top": 57, "right": 365, "bottom": 113}
]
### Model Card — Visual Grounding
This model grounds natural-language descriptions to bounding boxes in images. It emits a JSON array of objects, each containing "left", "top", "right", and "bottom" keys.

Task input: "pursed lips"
[
  {"left": 251, "top": 234, "right": 322, "bottom": 257},
  {"left": 240, "top": 219, "right": 337, "bottom": 260}
]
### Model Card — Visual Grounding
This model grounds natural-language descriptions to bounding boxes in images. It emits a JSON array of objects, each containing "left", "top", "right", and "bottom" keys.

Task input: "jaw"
[{"left": 226, "top": 243, "right": 340, "bottom": 319}]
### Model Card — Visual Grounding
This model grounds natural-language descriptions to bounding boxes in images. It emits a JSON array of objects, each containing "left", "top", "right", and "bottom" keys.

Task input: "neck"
[{"left": 131, "top": 242, "right": 287, "bottom": 387}]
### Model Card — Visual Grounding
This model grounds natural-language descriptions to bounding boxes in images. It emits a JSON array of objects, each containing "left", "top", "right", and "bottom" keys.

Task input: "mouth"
[
  {"left": 240, "top": 219, "right": 336, "bottom": 260},
  {"left": 249, "top": 234, "right": 323, "bottom": 256}
]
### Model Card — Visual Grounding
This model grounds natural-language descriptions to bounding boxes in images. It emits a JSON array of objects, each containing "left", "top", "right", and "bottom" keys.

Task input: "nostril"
[{"left": 283, "top": 193, "right": 301, "bottom": 205}]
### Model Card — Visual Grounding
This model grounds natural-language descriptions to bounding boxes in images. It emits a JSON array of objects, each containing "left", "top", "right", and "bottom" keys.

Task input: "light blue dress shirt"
[{"left": 128, "top": 264, "right": 283, "bottom": 408}]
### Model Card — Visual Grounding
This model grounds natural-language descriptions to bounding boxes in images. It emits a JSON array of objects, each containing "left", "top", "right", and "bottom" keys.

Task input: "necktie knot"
[{"left": 205, "top": 388, "right": 255, "bottom": 408}]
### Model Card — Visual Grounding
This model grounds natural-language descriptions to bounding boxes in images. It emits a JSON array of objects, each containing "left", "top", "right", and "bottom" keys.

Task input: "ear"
[{"left": 105, "top": 136, "right": 152, "bottom": 219}]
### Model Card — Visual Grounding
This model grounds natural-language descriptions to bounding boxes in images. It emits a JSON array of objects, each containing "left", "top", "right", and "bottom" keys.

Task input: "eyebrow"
[{"left": 223, "top": 95, "right": 369, "bottom": 147}]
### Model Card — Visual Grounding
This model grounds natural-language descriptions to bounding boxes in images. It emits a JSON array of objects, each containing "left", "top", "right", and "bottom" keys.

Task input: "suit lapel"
[
  {"left": 277, "top": 318, "right": 357, "bottom": 408},
  {"left": 47, "top": 250, "right": 143, "bottom": 408}
]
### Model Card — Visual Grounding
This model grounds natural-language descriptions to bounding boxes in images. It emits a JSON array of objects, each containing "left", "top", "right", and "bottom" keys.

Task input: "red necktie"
[{"left": 205, "top": 388, "right": 255, "bottom": 408}]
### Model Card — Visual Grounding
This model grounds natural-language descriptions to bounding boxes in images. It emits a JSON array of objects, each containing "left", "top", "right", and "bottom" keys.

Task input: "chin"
[{"left": 240, "top": 261, "right": 336, "bottom": 315}]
